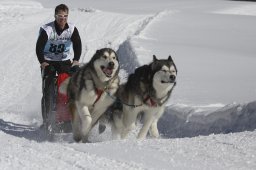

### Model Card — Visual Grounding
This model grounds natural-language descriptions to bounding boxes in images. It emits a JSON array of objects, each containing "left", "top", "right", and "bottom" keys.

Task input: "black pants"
[{"left": 41, "top": 60, "right": 72, "bottom": 124}]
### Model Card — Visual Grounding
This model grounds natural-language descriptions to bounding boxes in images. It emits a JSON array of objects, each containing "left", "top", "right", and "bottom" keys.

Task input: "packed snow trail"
[{"left": 0, "top": 129, "right": 256, "bottom": 169}]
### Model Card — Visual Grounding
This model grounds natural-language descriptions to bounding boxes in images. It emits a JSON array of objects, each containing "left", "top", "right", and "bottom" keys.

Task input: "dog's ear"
[
  {"left": 153, "top": 55, "right": 158, "bottom": 61},
  {"left": 168, "top": 55, "right": 173, "bottom": 62}
]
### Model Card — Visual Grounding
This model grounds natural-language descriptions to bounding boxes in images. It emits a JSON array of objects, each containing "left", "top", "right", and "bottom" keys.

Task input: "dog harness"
[
  {"left": 93, "top": 82, "right": 115, "bottom": 106},
  {"left": 41, "top": 21, "right": 75, "bottom": 61},
  {"left": 93, "top": 88, "right": 104, "bottom": 106},
  {"left": 143, "top": 95, "right": 158, "bottom": 107}
]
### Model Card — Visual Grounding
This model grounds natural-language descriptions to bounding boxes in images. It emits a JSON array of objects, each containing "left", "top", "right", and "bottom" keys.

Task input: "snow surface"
[{"left": 0, "top": 0, "right": 256, "bottom": 169}]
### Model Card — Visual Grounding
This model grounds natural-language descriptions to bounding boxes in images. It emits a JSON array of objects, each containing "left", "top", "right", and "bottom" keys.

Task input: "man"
[{"left": 36, "top": 4, "right": 82, "bottom": 132}]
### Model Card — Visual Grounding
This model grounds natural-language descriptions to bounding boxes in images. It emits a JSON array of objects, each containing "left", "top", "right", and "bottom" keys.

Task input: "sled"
[{"left": 41, "top": 66, "right": 73, "bottom": 136}]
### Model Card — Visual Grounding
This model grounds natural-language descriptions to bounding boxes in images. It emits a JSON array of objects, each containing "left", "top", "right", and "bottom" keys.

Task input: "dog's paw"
[{"left": 73, "top": 134, "right": 82, "bottom": 142}]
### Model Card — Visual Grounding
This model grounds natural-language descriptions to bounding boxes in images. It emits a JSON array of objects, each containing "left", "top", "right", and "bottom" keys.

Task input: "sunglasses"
[{"left": 55, "top": 14, "right": 68, "bottom": 19}]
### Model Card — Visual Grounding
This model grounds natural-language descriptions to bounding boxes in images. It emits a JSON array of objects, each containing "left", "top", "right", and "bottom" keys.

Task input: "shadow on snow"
[
  {"left": 117, "top": 40, "right": 140, "bottom": 75},
  {"left": 0, "top": 119, "right": 50, "bottom": 142}
]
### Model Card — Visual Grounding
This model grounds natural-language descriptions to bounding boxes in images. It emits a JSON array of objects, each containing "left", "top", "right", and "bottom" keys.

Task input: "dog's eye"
[
  {"left": 113, "top": 57, "right": 116, "bottom": 60},
  {"left": 162, "top": 70, "right": 167, "bottom": 73},
  {"left": 103, "top": 55, "right": 107, "bottom": 59}
]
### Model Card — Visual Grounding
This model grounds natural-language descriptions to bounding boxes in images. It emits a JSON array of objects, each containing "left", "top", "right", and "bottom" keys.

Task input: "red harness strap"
[
  {"left": 93, "top": 88, "right": 104, "bottom": 106},
  {"left": 144, "top": 95, "right": 158, "bottom": 107}
]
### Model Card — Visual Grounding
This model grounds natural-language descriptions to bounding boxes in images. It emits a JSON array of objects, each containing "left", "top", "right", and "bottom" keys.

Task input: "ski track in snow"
[{"left": 0, "top": 131, "right": 146, "bottom": 170}]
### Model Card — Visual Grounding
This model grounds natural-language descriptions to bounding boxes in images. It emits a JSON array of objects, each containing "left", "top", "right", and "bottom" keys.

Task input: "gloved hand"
[
  {"left": 41, "top": 62, "right": 49, "bottom": 69},
  {"left": 69, "top": 65, "right": 80, "bottom": 75},
  {"left": 72, "top": 60, "right": 79, "bottom": 67}
]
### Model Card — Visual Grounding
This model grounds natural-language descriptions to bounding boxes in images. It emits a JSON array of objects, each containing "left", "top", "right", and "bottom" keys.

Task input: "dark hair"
[{"left": 55, "top": 4, "right": 69, "bottom": 15}]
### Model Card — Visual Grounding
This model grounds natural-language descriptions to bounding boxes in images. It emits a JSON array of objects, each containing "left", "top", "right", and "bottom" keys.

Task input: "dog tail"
[{"left": 59, "top": 77, "right": 70, "bottom": 95}]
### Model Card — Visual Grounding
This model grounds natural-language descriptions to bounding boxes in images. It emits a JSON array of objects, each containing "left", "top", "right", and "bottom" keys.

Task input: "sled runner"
[{"left": 41, "top": 65, "right": 78, "bottom": 136}]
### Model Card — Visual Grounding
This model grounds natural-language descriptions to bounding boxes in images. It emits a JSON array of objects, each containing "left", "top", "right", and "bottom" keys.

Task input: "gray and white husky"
[
  {"left": 110, "top": 55, "right": 177, "bottom": 140},
  {"left": 61, "top": 48, "right": 119, "bottom": 142}
]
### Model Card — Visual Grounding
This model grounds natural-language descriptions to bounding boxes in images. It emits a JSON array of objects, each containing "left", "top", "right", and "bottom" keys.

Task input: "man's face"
[{"left": 55, "top": 10, "right": 68, "bottom": 29}]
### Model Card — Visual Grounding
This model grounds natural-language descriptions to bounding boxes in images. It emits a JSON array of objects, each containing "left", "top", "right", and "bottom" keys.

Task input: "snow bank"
[{"left": 160, "top": 101, "right": 256, "bottom": 138}]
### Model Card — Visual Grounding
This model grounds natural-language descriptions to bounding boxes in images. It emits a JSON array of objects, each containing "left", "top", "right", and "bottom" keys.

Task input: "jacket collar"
[{"left": 54, "top": 21, "right": 69, "bottom": 35}]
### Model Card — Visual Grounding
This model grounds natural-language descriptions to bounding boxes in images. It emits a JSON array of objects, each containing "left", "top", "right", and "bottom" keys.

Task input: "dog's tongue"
[{"left": 103, "top": 68, "right": 113, "bottom": 75}]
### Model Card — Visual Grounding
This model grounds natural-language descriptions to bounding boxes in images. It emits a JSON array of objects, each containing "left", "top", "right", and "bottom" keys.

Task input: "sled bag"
[{"left": 56, "top": 73, "right": 72, "bottom": 123}]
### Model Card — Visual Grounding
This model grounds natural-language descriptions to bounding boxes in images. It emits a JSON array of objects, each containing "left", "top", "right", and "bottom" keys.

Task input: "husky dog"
[
  {"left": 111, "top": 55, "right": 177, "bottom": 140},
  {"left": 63, "top": 48, "right": 119, "bottom": 142}
]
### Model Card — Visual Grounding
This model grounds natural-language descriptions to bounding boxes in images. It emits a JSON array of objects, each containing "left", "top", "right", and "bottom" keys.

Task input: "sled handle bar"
[
  {"left": 41, "top": 65, "right": 80, "bottom": 79},
  {"left": 41, "top": 65, "right": 56, "bottom": 79}
]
